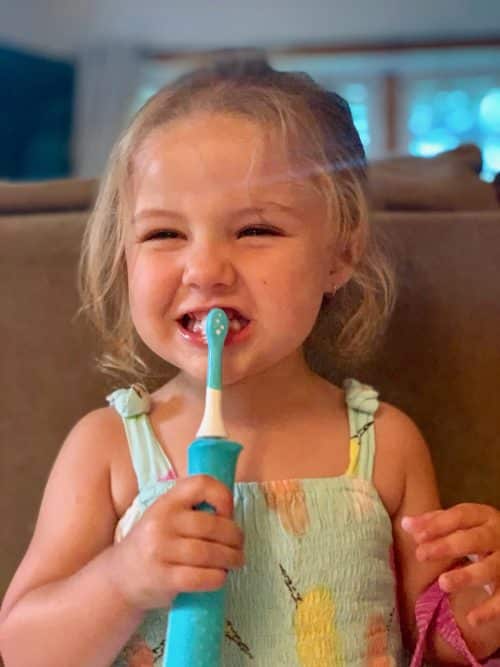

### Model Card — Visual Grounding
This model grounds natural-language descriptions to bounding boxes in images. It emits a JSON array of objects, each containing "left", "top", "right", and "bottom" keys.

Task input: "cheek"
[
  {"left": 259, "top": 261, "right": 325, "bottom": 328},
  {"left": 126, "top": 252, "right": 173, "bottom": 318},
  {"left": 126, "top": 253, "right": 149, "bottom": 313},
  {"left": 261, "top": 249, "right": 327, "bottom": 303}
]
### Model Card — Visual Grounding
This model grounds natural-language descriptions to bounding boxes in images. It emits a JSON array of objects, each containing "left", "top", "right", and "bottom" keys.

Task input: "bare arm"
[
  {"left": 382, "top": 406, "right": 499, "bottom": 664},
  {"left": 0, "top": 409, "right": 145, "bottom": 667},
  {"left": 0, "top": 408, "right": 244, "bottom": 667}
]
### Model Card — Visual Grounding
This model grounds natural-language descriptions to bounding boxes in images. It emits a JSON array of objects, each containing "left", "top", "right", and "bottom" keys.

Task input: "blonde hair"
[{"left": 79, "top": 62, "right": 395, "bottom": 382}]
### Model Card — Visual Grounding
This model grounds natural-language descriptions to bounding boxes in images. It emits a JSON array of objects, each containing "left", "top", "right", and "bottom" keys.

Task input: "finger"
[
  {"left": 403, "top": 505, "right": 485, "bottom": 541},
  {"left": 403, "top": 504, "right": 495, "bottom": 544},
  {"left": 174, "top": 510, "right": 244, "bottom": 549},
  {"left": 167, "top": 537, "right": 244, "bottom": 570},
  {"left": 466, "top": 590, "right": 500, "bottom": 627},
  {"left": 169, "top": 565, "right": 228, "bottom": 593},
  {"left": 166, "top": 475, "right": 235, "bottom": 518},
  {"left": 438, "top": 554, "right": 498, "bottom": 594},
  {"left": 401, "top": 511, "right": 446, "bottom": 542},
  {"left": 401, "top": 510, "right": 442, "bottom": 534},
  {"left": 415, "top": 526, "right": 495, "bottom": 561}
]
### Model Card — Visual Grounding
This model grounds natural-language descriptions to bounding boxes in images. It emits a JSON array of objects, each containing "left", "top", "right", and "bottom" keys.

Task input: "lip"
[{"left": 177, "top": 318, "right": 252, "bottom": 348}]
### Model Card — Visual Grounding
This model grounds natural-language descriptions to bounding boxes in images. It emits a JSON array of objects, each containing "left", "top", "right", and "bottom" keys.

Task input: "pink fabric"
[
  {"left": 411, "top": 580, "right": 500, "bottom": 666},
  {"left": 158, "top": 469, "right": 177, "bottom": 482}
]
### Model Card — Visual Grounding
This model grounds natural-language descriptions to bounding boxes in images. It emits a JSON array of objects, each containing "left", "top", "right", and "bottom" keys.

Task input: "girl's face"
[{"left": 126, "top": 112, "right": 348, "bottom": 386}]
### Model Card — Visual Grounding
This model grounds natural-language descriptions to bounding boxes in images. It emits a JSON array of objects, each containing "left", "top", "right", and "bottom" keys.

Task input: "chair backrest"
[{"left": 361, "top": 212, "right": 500, "bottom": 509}]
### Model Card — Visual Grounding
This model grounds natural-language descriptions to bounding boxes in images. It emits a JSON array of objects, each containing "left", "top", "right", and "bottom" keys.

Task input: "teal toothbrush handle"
[{"left": 163, "top": 437, "right": 242, "bottom": 667}]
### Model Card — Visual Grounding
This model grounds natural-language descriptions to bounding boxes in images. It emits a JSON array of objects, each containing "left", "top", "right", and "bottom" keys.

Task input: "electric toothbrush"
[{"left": 163, "top": 308, "right": 243, "bottom": 667}]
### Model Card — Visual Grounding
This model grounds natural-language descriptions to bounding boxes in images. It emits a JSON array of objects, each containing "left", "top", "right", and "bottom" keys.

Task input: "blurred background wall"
[{"left": 0, "top": 0, "right": 499, "bottom": 180}]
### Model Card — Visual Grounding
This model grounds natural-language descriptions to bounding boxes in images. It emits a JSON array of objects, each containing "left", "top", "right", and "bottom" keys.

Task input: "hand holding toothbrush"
[{"left": 108, "top": 474, "right": 245, "bottom": 612}]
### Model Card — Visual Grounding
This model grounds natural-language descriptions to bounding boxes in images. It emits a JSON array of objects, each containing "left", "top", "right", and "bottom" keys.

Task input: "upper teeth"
[
  {"left": 191, "top": 311, "right": 238, "bottom": 320},
  {"left": 185, "top": 311, "right": 244, "bottom": 333}
]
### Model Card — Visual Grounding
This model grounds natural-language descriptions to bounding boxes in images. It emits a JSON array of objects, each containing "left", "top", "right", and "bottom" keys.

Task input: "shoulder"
[
  {"left": 61, "top": 406, "right": 125, "bottom": 466},
  {"left": 344, "top": 379, "right": 430, "bottom": 463},
  {"left": 41, "top": 405, "right": 126, "bottom": 517},
  {"left": 376, "top": 401, "right": 439, "bottom": 497},
  {"left": 372, "top": 401, "right": 434, "bottom": 516},
  {"left": 375, "top": 402, "right": 436, "bottom": 483},
  {"left": 71, "top": 404, "right": 124, "bottom": 437},
  {"left": 375, "top": 401, "right": 429, "bottom": 456},
  {"left": 64, "top": 405, "right": 138, "bottom": 517},
  {"left": 41, "top": 406, "right": 127, "bottom": 506},
  {"left": 49, "top": 405, "right": 133, "bottom": 510}
]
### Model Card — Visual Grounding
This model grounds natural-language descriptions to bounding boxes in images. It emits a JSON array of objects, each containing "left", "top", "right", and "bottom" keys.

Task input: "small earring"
[{"left": 324, "top": 285, "right": 337, "bottom": 302}]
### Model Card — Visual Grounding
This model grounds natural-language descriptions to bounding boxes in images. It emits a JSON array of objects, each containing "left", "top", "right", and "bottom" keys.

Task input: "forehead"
[{"left": 131, "top": 112, "right": 319, "bottom": 204}]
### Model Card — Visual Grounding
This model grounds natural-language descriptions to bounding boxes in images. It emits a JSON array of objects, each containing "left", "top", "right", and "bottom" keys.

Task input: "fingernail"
[
  {"left": 401, "top": 516, "right": 414, "bottom": 532},
  {"left": 439, "top": 573, "right": 452, "bottom": 592},
  {"left": 438, "top": 574, "right": 460, "bottom": 593},
  {"left": 484, "top": 583, "right": 494, "bottom": 596}
]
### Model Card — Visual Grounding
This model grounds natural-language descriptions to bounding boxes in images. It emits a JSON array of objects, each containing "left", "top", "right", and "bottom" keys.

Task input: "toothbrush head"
[
  {"left": 202, "top": 308, "right": 229, "bottom": 346},
  {"left": 202, "top": 308, "right": 229, "bottom": 390}
]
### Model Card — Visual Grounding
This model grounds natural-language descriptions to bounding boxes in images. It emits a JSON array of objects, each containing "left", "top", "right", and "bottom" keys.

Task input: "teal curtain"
[{"left": 0, "top": 45, "right": 74, "bottom": 180}]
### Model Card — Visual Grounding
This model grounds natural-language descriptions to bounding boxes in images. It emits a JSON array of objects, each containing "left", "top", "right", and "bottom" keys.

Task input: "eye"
[
  {"left": 238, "top": 225, "right": 282, "bottom": 238},
  {"left": 142, "top": 229, "right": 183, "bottom": 241}
]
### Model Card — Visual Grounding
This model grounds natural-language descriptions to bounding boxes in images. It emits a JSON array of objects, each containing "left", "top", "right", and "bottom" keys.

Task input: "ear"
[
  {"left": 326, "top": 260, "right": 354, "bottom": 293},
  {"left": 325, "top": 227, "right": 364, "bottom": 293}
]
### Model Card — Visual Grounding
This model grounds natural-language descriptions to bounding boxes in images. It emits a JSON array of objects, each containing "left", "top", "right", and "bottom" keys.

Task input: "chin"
[{"left": 222, "top": 354, "right": 282, "bottom": 388}]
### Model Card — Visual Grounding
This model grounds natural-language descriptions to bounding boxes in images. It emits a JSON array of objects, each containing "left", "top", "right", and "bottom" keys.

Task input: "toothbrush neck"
[
  {"left": 197, "top": 385, "right": 227, "bottom": 438},
  {"left": 207, "top": 344, "right": 223, "bottom": 390}
]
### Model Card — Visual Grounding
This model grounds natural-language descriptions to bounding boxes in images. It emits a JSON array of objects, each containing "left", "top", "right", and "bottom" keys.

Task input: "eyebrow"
[
  {"left": 133, "top": 201, "right": 297, "bottom": 223},
  {"left": 133, "top": 208, "right": 183, "bottom": 223}
]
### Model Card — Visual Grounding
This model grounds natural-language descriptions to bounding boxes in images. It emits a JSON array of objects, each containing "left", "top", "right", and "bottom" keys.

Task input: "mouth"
[{"left": 177, "top": 307, "right": 251, "bottom": 345}]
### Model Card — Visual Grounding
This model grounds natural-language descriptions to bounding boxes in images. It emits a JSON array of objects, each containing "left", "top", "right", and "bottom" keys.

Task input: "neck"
[{"left": 173, "top": 350, "right": 322, "bottom": 428}]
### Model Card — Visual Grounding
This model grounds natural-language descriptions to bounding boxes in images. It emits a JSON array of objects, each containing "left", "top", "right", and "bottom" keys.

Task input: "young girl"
[{"left": 1, "top": 63, "right": 499, "bottom": 666}]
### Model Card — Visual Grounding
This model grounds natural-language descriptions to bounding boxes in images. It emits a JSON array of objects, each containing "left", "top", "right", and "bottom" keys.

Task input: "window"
[
  {"left": 402, "top": 76, "right": 500, "bottom": 180},
  {"left": 269, "top": 53, "right": 385, "bottom": 158},
  {"left": 132, "top": 44, "right": 500, "bottom": 179}
]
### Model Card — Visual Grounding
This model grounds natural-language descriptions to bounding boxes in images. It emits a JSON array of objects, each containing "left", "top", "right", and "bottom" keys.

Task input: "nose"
[{"left": 181, "top": 238, "right": 236, "bottom": 292}]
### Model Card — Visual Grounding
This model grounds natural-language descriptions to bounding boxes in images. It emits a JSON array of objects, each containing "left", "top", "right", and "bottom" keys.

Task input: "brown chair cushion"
[
  {"left": 368, "top": 144, "right": 499, "bottom": 211},
  {"left": 355, "top": 212, "right": 500, "bottom": 509},
  {"left": 1, "top": 144, "right": 496, "bottom": 217},
  {"left": 0, "top": 178, "right": 97, "bottom": 213}
]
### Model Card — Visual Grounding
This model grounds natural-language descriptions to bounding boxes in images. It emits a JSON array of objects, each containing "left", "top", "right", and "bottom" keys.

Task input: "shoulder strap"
[
  {"left": 343, "top": 378, "right": 379, "bottom": 480},
  {"left": 107, "top": 385, "right": 174, "bottom": 491}
]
